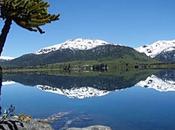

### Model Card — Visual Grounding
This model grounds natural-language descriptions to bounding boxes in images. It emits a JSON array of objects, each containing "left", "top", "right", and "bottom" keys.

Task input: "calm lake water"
[{"left": 1, "top": 70, "right": 175, "bottom": 130}]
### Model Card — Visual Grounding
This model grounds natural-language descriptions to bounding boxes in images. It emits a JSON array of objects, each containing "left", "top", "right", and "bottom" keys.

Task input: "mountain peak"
[
  {"left": 36, "top": 38, "right": 112, "bottom": 55},
  {"left": 135, "top": 40, "right": 175, "bottom": 58}
]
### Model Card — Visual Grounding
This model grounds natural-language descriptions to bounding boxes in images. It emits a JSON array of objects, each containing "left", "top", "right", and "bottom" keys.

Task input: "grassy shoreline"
[{"left": 1, "top": 58, "right": 174, "bottom": 74}]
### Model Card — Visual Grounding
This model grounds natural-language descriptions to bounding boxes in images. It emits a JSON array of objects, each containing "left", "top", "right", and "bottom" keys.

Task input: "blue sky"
[{"left": 1, "top": 0, "right": 175, "bottom": 57}]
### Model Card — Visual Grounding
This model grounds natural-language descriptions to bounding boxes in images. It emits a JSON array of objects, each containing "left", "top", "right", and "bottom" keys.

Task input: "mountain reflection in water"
[{"left": 2, "top": 70, "right": 175, "bottom": 99}]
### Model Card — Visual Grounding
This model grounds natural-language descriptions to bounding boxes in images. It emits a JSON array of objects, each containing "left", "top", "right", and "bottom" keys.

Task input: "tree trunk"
[{"left": 0, "top": 18, "right": 12, "bottom": 55}]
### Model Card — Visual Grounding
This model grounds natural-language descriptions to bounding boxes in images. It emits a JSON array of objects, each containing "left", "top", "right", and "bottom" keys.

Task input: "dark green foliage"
[{"left": 0, "top": 0, "right": 59, "bottom": 33}]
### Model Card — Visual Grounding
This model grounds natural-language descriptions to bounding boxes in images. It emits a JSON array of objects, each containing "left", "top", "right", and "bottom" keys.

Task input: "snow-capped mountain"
[
  {"left": 136, "top": 75, "right": 175, "bottom": 92},
  {"left": 135, "top": 40, "right": 175, "bottom": 58},
  {"left": 36, "top": 38, "right": 111, "bottom": 55},
  {"left": 0, "top": 56, "right": 14, "bottom": 61},
  {"left": 37, "top": 85, "right": 109, "bottom": 99}
]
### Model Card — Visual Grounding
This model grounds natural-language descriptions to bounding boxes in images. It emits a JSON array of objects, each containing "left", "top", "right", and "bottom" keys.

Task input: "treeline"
[{"left": 62, "top": 63, "right": 108, "bottom": 72}]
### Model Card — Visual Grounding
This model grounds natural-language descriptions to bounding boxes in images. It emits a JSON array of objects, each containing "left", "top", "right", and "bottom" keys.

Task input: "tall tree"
[{"left": 0, "top": 0, "right": 59, "bottom": 55}]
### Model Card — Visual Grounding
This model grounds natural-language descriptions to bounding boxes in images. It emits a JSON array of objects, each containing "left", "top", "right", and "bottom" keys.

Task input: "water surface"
[{"left": 1, "top": 70, "right": 175, "bottom": 130}]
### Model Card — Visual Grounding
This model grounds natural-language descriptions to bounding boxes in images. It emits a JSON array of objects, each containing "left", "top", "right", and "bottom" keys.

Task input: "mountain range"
[
  {"left": 36, "top": 38, "right": 175, "bottom": 62},
  {"left": 0, "top": 38, "right": 175, "bottom": 68},
  {"left": 0, "top": 38, "right": 151, "bottom": 68}
]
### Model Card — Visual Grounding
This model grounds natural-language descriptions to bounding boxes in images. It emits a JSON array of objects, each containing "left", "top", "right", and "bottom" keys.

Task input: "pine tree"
[{"left": 0, "top": 0, "right": 60, "bottom": 55}]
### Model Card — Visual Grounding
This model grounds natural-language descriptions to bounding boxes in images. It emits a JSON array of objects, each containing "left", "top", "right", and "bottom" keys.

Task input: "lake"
[{"left": 1, "top": 69, "right": 175, "bottom": 130}]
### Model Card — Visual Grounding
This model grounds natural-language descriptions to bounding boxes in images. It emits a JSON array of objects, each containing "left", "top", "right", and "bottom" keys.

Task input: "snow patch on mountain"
[
  {"left": 37, "top": 85, "right": 109, "bottom": 99},
  {"left": 0, "top": 56, "right": 14, "bottom": 61},
  {"left": 136, "top": 75, "right": 175, "bottom": 92},
  {"left": 36, "top": 38, "right": 111, "bottom": 55},
  {"left": 163, "top": 47, "right": 175, "bottom": 53},
  {"left": 135, "top": 40, "right": 175, "bottom": 58}
]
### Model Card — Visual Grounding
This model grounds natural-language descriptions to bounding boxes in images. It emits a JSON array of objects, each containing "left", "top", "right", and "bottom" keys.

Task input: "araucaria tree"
[{"left": 0, "top": 0, "right": 59, "bottom": 55}]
